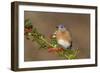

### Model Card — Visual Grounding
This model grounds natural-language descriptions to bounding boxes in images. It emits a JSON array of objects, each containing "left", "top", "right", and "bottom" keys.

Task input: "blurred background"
[{"left": 24, "top": 11, "right": 90, "bottom": 61}]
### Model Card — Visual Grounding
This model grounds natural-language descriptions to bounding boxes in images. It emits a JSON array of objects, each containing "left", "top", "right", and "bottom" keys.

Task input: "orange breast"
[{"left": 56, "top": 31, "right": 72, "bottom": 43}]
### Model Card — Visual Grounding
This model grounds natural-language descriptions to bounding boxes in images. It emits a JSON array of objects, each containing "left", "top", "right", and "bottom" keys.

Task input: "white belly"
[{"left": 58, "top": 39, "right": 70, "bottom": 49}]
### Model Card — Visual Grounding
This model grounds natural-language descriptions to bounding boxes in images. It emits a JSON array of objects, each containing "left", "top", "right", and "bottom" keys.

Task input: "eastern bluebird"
[{"left": 54, "top": 24, "right": 72, "bottom": 49}]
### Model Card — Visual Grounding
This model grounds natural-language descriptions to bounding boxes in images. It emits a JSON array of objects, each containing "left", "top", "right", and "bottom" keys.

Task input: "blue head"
[{"left": 57, "top": 24, "right": 66, "bottom": 32}]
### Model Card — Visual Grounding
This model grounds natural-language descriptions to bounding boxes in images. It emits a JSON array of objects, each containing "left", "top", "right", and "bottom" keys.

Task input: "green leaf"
[{"left": 25, "top": 19, "right": 32, "bottom": 26}]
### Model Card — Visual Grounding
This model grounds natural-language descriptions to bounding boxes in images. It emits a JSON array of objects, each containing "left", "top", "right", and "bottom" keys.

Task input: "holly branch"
[{"left": 24, "top": 19, "right": 79, "bottom": 59}]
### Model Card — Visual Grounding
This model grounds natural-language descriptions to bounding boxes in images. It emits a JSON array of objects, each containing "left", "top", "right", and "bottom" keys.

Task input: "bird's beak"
[{"left": 56, "top": 26, "right": 58, "bottom": 28}]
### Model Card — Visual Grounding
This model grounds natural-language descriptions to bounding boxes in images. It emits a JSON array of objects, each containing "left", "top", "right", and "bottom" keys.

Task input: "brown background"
[{"left": 24, "top": 11, "right": 90, "bottom": 61}]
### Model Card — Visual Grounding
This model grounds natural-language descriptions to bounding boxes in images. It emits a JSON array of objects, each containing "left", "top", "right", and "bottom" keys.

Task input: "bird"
[{"left": 54, "top": 24, "right": 72, "bottom": 49}]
